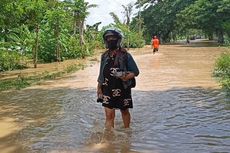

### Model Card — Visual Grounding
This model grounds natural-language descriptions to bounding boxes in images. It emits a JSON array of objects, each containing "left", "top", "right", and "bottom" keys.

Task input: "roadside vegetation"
[
  {"left": 0, "top": 63, "right": 84, "bottom": 91},
  {"left": 214, "top": 52, "right": 230, "bottom": 92}
]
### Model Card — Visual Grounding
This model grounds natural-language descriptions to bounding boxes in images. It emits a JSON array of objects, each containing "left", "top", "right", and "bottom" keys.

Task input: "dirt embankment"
[{"left": 0, "top": 51, "right": 103, "bottom": 91}]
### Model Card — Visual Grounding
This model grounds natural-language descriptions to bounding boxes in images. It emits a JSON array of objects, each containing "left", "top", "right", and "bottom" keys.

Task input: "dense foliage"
[
  {"left": 214, "top": 52, "right": 230, "bottom": 91},
  {"left": 0, "top": 0, "right": 95, "bottom": 70},
  {"left": 0, "top": 0, "right": 145, "bottom": 71},
  {"left": 135, "top": 0, "right": 230, "bottom": 43}
]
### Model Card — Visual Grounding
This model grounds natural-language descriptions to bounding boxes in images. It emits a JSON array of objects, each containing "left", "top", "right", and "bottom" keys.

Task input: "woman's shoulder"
[
  {"left": 120, "top": 48, "right": 131, "bottom": 56},
  {"left": 101, "top": 50, "right": 109, "bottom": 58},
  {"left": 120, "top": 48, "right": 127, "bottom": 53}
]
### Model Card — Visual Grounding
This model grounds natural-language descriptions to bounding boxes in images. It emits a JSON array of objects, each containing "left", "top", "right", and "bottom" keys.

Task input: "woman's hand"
[
  {"left": 97, "top": 83, "right": 103, "bottom": 99},
  {"left": 120, "top": 72, "right": 135, "bottom": 81}
]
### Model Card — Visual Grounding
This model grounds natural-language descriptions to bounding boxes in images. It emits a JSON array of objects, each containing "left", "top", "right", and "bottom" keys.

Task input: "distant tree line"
[{"left": 134, "top": 0, "right": 230, "bottom": 44}]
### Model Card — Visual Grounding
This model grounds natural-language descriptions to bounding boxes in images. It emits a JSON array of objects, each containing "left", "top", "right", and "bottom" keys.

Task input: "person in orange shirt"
[{"left": 151, "top": 35, "right": 160, "bottom": 54}]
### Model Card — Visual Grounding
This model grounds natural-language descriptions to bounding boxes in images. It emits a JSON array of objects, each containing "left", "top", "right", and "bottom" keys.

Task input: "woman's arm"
[
  {"left": 97, "top": 83, "right": 103, "bottom": 98},
  {"left": 120, "top": 53, "right": 139, "bottom": 81},
  {"left": 126, "top": 53, "right": 139, "bottom": 76}
]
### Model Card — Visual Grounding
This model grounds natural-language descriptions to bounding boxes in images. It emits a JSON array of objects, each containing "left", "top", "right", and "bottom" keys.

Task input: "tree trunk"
[
  {"left": 73, "top": 20, "right": 77, "bottom": 35},
  {"left": 217, "top": 29, "right": 224, "bottom": 44},
  {"left": 33, "top": 24, "right": 39, "bottom": 68},
  {"left": 162, "top": 31, "right": 171, "bottom": 43},
  {"left": 79, "top": 20, "right": 85, "bottom": 46},
  {"left": 56, "top": 41, "right": 60, "bottom": 62},
  {"left": 138, "top": 9, "right": 142, "bottom": 36},
  {"left": 55, "top": 26, "right": 61, "bottom": 62},
  {"left": 127, "top": 26, "right": 130, "bottom": 50},
  {"left": 207, "top": 31, "right": 213, "bottom": 40}
]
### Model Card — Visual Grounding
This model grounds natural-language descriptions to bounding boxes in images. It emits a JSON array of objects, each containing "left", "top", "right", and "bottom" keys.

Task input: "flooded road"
[{"left": 0, "top": 43, "right": 230, "bottom": 153}]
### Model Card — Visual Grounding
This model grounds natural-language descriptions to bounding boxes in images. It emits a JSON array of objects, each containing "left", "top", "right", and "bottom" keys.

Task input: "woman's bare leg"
[
  {"left": 104, "top": 107, "right": 115, "bottom": 130},
  {"left": 120, "top": 109, "right": 131, "bottom": 128}
]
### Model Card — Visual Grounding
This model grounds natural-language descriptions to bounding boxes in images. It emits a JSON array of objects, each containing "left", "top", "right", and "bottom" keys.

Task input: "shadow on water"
[{"left": 0, "top": 85, "right": 230, "bottom": 153}]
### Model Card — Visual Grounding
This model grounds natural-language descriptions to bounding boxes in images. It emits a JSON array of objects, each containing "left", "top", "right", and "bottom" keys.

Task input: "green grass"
[{"left": 0, "top": 63, "right": 85, "bottom": 91}]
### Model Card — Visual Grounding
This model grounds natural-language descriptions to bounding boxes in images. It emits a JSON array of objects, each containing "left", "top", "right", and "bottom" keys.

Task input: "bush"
[
  {"left": 224, "top": 37, "right": 230, "bottom": 46},
  {"left": 214, "top": 53, "right": 230, "bottom": 91},
  {"left": 39, "top": 28, "right": 95, "bottom": 62},
  {"left": 38, "top": 28, "right": 57, "bottom": 62},
  {"left": 0, "top": 50, "right": 27, "bottom": 71},
  {"left": 64, "top": 36, "right": 94, "bottom": 59},
  {"left": 129, "top": 32, "right": 145, "bottom": 48}
]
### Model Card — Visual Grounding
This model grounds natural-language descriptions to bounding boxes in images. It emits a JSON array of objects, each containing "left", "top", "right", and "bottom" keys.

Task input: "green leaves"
[
  {"left": 138, "top": 0, "right": 229, "bottom": 43},
  {"left": 0, "top": 49, "right": 27, "bottom": 71},
  {"left": 139, "top": 0, "right": 191, "bottom": 42},
  {"left": 0, "top": 0, "right": 99, "bottom": 66},
  {"left": 108, "top": 2, "right": 145, "bottom": 48},
  {"left": 177, "top": 0, "right": 229, "bottom": 43},
  {"left": 109, "top": 12, "right": 122, "bottom": 25},
  {"left": 214, "top": 52, "right": 230, "bottom": 90}
]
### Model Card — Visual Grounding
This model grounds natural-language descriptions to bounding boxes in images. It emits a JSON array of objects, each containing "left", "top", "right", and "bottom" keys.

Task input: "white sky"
[{"left": 85, "top": 0, "right": 137, "bottom": 29}]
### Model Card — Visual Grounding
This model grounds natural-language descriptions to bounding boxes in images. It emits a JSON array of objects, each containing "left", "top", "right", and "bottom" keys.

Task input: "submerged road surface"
[{"left": 0, "top": 43, "right": 230, "bottom": 153}]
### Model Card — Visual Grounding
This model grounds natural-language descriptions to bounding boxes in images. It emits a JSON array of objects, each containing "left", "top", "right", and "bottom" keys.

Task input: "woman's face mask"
[
  {"left": 106, "top": 36, "right": 118, "bottom": 50},
  {"left": 107, "top": 40, "right": 118, "bottom": 50}
]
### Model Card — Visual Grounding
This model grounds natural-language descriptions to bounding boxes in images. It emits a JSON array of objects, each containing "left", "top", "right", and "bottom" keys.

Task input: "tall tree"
[
  {"left": 178, "top": 0, "right": 230, "bottom": 43},
  {"left": 138, "top": 0, "right": 195, "bottom": 42}
]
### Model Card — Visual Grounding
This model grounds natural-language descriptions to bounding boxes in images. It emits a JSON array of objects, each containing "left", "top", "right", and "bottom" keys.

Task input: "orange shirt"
[{"left": 152, "top": 38, "right": 159, "bottom": 48}]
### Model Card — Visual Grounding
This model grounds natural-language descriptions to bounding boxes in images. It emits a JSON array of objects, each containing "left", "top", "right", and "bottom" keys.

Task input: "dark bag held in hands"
[
  {"left": 123, "top": 77, "right": 136, "bottom": 89},
  {"left": 113, "top": 49, "right": 136, "bottom": 89}
]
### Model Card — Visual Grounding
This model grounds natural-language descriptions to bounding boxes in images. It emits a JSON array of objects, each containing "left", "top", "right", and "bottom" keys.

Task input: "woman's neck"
[{"left": 109, "top": 49, "right": 118, "bottom": 57}]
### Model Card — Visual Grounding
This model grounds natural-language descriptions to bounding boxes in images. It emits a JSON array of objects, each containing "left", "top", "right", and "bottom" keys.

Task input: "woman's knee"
[
  {"left": 120, "top": 109, "right": 129, "bottom": 116},
  {"left": 106, "top": 113, "right": 114, "bottom": 120},
  {"left": 105, "top": 107, "right": 115, "bottom": 120}
]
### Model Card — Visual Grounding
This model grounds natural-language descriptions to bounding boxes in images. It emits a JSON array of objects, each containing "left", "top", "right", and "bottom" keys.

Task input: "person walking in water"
[
  {"left": 97, "top": 28, "right": 139, "bottom": 130},
  {"left": 152, "top": 35, "right": 160, "bottom": 54}
]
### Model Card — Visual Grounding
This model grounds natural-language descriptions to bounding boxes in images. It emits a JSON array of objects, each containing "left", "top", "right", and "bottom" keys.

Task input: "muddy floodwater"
[{"left": 0, "top": 42, "right": 230, "bottom": 153}]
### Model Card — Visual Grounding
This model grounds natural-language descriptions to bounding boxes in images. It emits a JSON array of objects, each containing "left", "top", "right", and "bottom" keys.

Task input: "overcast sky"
[{"left": 85, "top": 0, "right": 137, "bottom": 29}]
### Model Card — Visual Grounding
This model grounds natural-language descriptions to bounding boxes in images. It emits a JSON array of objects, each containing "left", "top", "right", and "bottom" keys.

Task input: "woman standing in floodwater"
[{"left": 97, "top": 28, "right": 139, "bottom": 130}]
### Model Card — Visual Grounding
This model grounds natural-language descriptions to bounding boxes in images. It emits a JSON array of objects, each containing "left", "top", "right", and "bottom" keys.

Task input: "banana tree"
[
  {"left": 21, "top": 0, "right": 47, "bottom": 68},
  {"left": 67, "top": 0, "right": 97, "bottom": 46},
  {"left": 122, "top": 3, "right": 134, "bottom": 49},
  {"left": 45, "top": 0, "right": 67, "bottom": 62}
]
